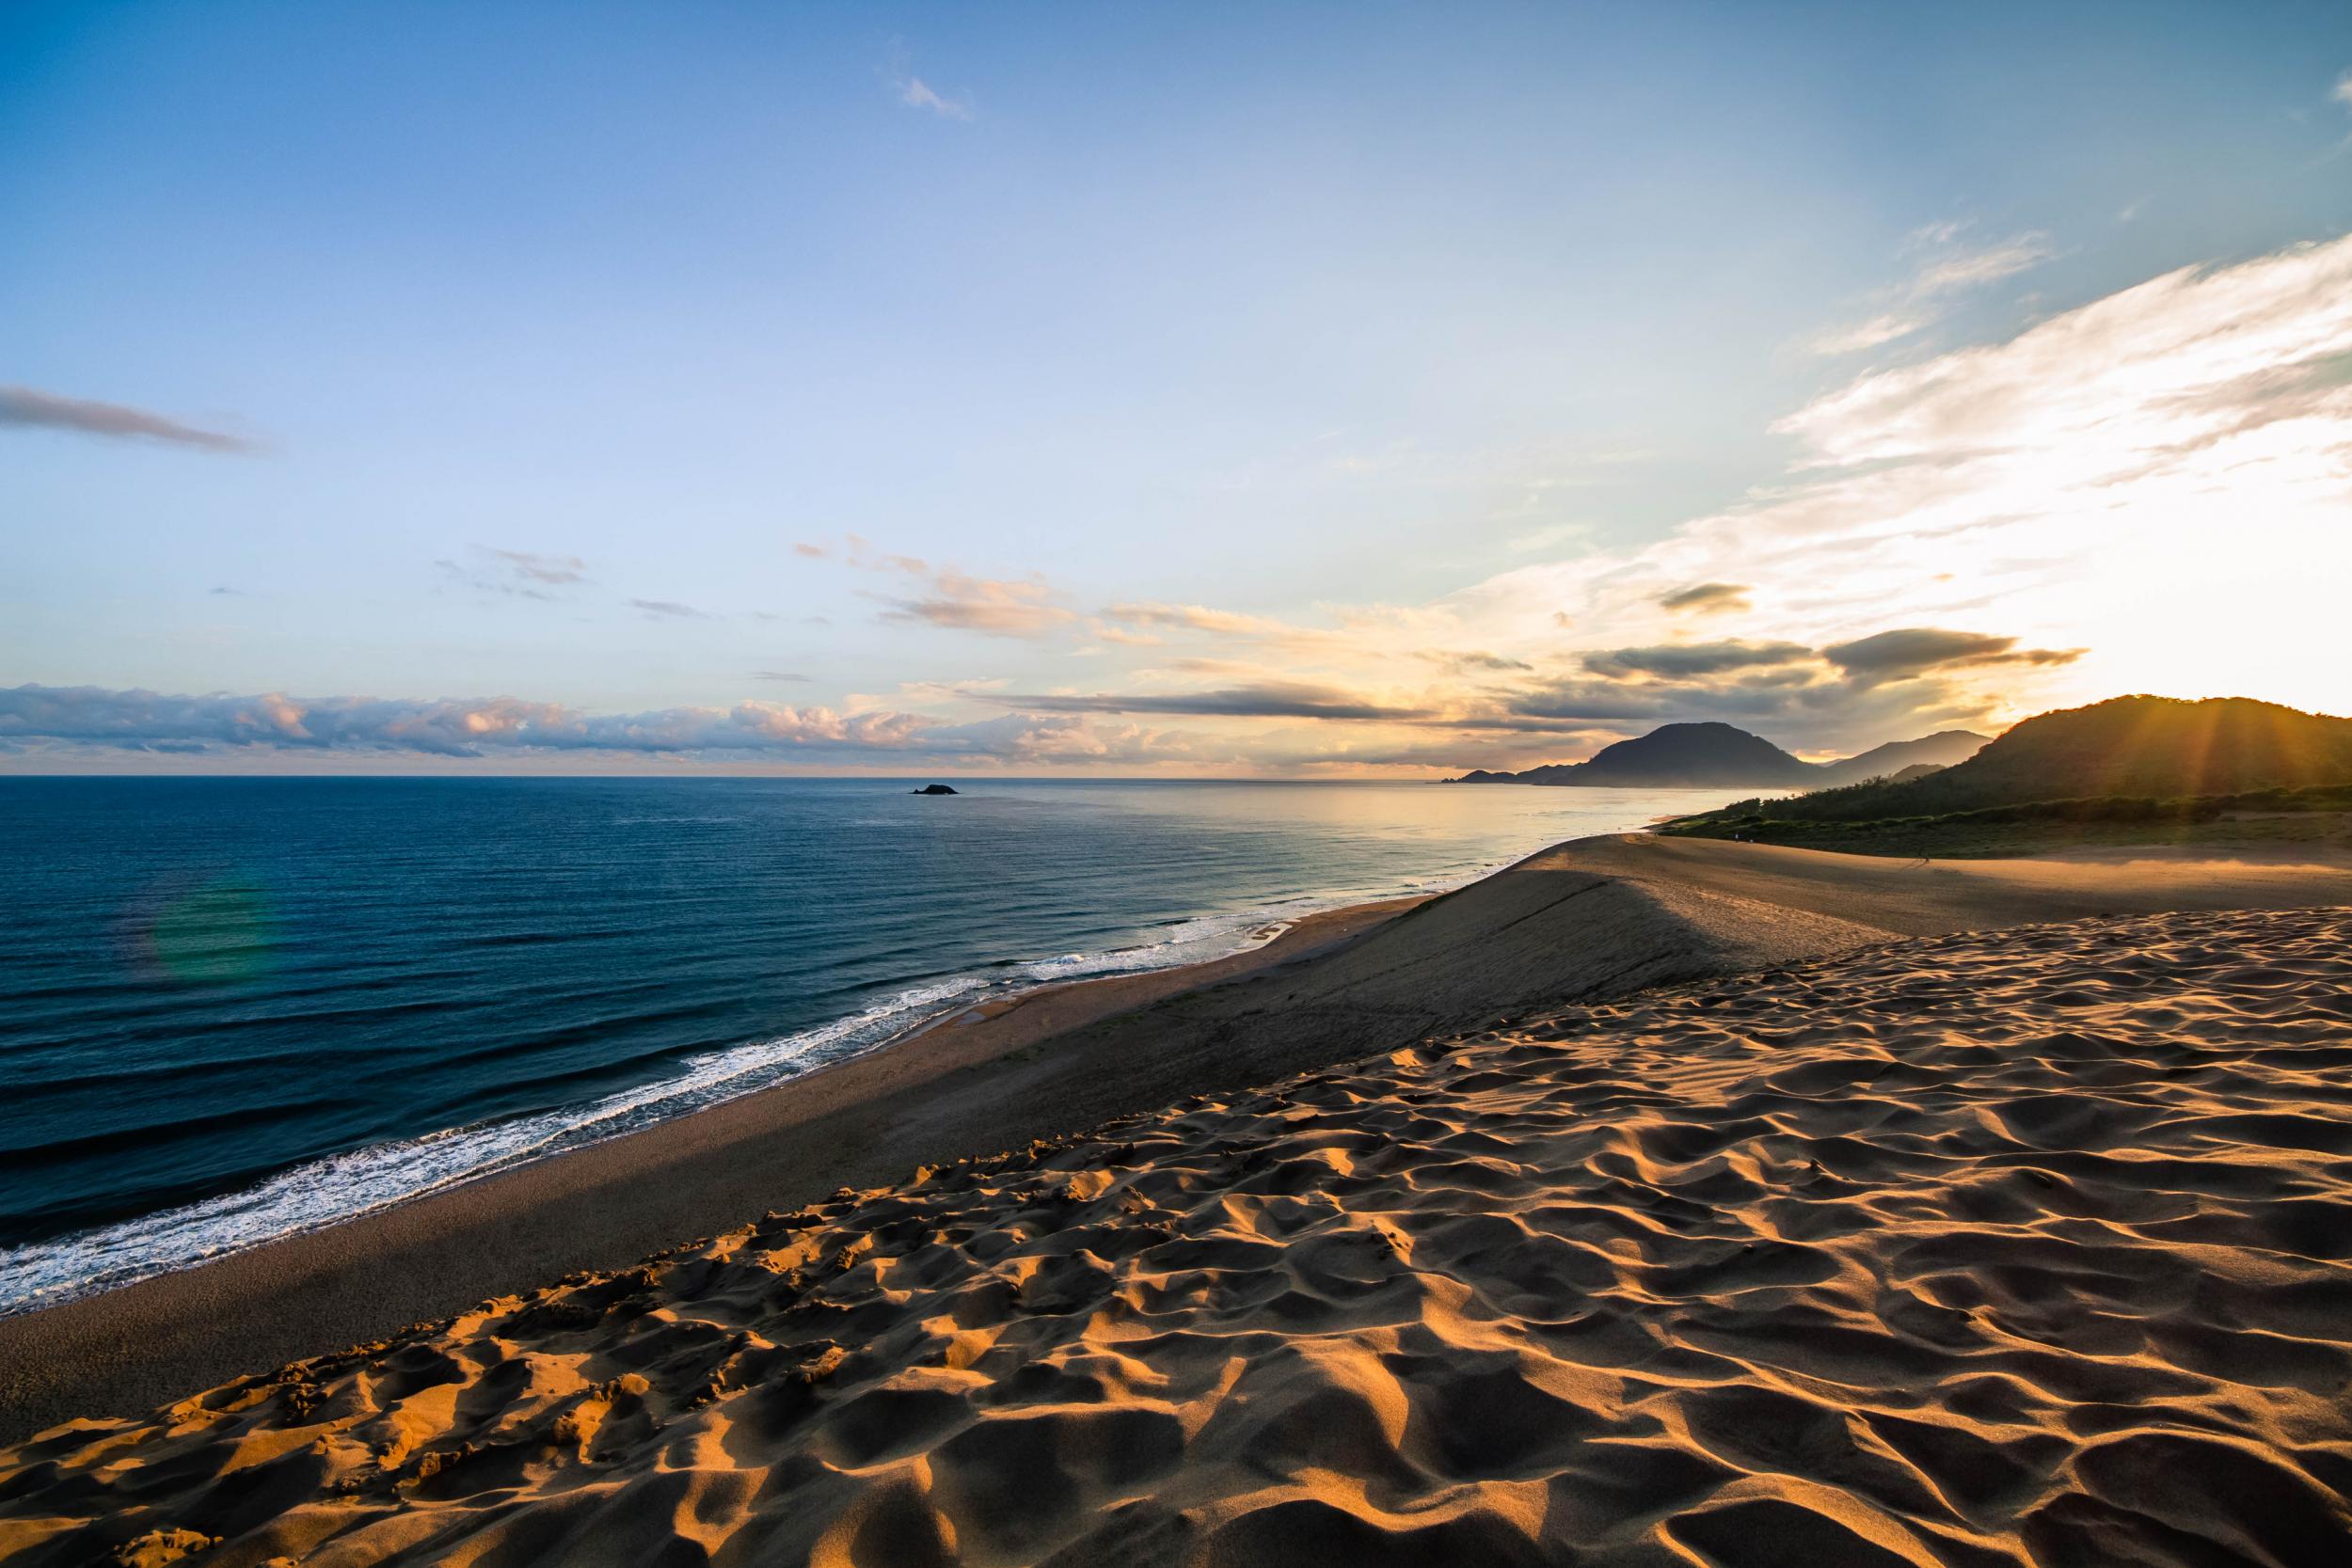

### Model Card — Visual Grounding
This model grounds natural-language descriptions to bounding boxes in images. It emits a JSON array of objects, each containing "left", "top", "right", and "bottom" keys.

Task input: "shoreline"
[
  {"left": 0, "top": 890, "right": 1427, "bottom": 1442},
  {"left": 6, "top": 831, "right": 2351, "bottom": 1444},
  {"left": 0, "top": 884, "right": 1438, "bottom": 1323}
]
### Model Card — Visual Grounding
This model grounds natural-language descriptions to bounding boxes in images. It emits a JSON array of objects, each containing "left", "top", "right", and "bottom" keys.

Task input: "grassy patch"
[{"left": 1660, "top": 784, "right": 2352, "bottom": 859}]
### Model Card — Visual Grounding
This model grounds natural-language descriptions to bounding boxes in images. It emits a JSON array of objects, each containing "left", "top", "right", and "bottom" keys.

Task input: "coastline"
[
  {"left": 6, "top": 831, "right": 2351, "bottom": 1445},
  {"left": 0, "top": 892, "right": 1425, "bottom": 1442},
  {"left": 0, "top": 882, "right": 1443, "bottom": 1322}
]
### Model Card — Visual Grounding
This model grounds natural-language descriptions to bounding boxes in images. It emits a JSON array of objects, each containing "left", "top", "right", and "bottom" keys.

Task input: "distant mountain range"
[
  {"left": 1743, "top": 695, "right": 2352, "bottom": 823},
  {"left": 1445, "top": 721, "right": 1988, "bottom": 790}
]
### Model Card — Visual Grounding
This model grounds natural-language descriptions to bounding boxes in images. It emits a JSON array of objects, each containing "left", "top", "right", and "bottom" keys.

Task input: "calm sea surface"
[{"left": 0, "top": 776, "right": 1702, "bottom": 1310}]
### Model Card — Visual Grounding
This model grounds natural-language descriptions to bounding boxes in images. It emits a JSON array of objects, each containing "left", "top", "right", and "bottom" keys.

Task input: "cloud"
[
  {"left": 1427, "top": 230, "right": 2352, "bottom": 746},
  {"left": 897, "top": 76, "right": 973, "bottom": 119},
  {"left": 1775, "top": 238, "right": 2352, "bottom": 467},
  {"left": 1655, "top": 582, "right": 1752, "bottom": 614},
  {"left": 1101, "top": 602, "right": 1275, "bottom": 636},
  {"left": 698, "top": 232, "right": 2347, "bottom": 768},
  {"left": 0, "top": 682, "right": 1195, "bottom": 767},
  {"left": 628, "top": 597, "right": 709, "bottom": 619},
  {"left": 2336, "top": 69, "right": 2352, "bottom": 110},
  {"left": 807, "top": 533, "right": 1072, "bottom": 638},
  {"left": 875, "top": 569, "right": 1073, "bottom": 638},
  {"left": 1906, "top": 233, "right": 2051, "bottom": 295},
  {"left": 1581, "top": 640, "right": 1813, "bottom": 680},
  {"left": 1820, "top": 628, "right": 2083, "bottom": 681},
  {"left": 751, "top": 671, "right": 810, "bottom": 683},
  {"left": 487, "top": 548, "right": 586, "bottom": 586},
  {"left": 1097, "top": 601, "right": 1357, "bottom": 656},
  {"left": 882, "top": 44, "right": 973, "bottom": 121},
  {"left": 919, "top": 713, "right": 1205, "bottom": 766},
  {"left": 1807, "top": 226, "right": 2052, "bottom": 356},
  {"left": 996, "top": 682, "right": 1430, "bottom": 721},
  {"left": 437, "top": 546, "right": 589, "bottom": 600},
  {"left": 1084, "top": 617, "right": 1166, "bottom": 648},
  {"left": 1419, "top": 649, "right": 1534, "bottom": 674},
  {"left": 1465, "top": 667, "right": 2003, "bottom": 753},
  {"left": 843, "top": 534, "right": 930, "bottom": 576},
  {"left": 0, "top": 682, "right": 1260, "bottom": 773},
  {"left": 1806, "top": 314, "right": 1927, "bottom": 357},
  {"left": 792, "top": 542, "right": 828, "bottom": 559},
  {"left": 0, "top": 385, "right": 253, "bottom": 452},
  {"left": 1480, "top": 681, "right": 1691, "bottom": 725},
  {"left": 30, "top": 233, "right": 2349, "bottom": 778}
]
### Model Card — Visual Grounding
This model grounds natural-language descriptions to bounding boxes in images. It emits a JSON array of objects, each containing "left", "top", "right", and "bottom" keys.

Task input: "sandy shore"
[
  {"left": 5, "top": 835, "right": 2352, "bottom": 1563},
  {"left": 0, "top": 895, "right": 1425, "bottom": 1446}
]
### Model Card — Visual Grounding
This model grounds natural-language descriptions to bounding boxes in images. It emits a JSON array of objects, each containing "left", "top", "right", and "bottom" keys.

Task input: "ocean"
[{"left": 0, "top": 776, "right": 1702, "bottom": 1312}]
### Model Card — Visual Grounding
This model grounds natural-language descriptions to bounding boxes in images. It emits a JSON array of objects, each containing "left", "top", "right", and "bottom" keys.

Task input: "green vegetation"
[
  {"left": 1662, "top": 783, "right": 2352, "bottom": 859},
  {"left": 1759, "top": 695, "right": 2352, "bottom": 827},
  {"left": 1653, "top": 696, "right": 2352, "bottom": 858}
]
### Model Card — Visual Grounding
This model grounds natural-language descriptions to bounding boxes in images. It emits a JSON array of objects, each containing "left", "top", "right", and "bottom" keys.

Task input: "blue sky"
[{"left": 6, "top": 2, "right": 2351, "bottom": 772}]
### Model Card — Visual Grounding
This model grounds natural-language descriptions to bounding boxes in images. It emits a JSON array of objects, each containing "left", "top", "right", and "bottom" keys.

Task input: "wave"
[{"left": 0, "top": 855, "right": 1525, "bottom": 1318}]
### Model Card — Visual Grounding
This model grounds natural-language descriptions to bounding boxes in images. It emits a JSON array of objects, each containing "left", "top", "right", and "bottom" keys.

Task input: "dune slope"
[{"left": 7, "top": 904, "right": 2349, "bottom": 1567}]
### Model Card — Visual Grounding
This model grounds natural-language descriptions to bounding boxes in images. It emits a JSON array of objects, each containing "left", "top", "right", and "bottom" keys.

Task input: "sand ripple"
[{"left": 6, "top": 907, "right": 2351, "bottom": 1566}]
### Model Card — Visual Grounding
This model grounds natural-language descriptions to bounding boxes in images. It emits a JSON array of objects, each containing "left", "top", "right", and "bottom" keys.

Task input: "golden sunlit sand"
[{"left": 5, "top": 899, "right": 2349, "bottom": 1566}]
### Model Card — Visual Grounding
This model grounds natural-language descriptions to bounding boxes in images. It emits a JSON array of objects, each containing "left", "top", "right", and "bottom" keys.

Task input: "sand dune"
[
  {"left": 14, "top": 835, "right": 2347, "bottom": 1449},
  {"left": 7, "top": 903, "right": 2349, "bottom": 1565}
]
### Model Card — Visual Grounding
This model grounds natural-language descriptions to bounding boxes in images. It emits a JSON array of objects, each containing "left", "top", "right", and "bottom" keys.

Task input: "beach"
[{"left": 4, "top": 833, "right": 2351, "bottom": 1564}]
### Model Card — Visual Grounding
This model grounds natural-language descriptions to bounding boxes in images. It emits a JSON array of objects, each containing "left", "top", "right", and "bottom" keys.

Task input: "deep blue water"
[{"left": 0, "top": 776, "right": 1694, "bottom": 1310}]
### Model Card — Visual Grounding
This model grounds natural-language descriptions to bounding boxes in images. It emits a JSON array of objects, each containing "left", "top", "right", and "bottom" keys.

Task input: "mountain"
[
  {"left": 1449, "top": 721, "right": 1818, "bottom": 788},
  {"left": 1756, "top": 696, "right": 2352, "bottom": 822},
  {"left": 1447, "top": 721, "right": 1988, "bottom": 790},
  {"left": 1808, "top": 730, "right": 1990, "bottom": 789}
]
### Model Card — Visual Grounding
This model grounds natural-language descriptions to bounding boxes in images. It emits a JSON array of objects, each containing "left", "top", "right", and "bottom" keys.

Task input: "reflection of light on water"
[{"left": 117, "top": 876, "right": 280, "bottom": 985}]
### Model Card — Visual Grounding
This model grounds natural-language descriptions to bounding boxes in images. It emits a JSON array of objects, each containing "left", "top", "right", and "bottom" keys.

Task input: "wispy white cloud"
[
  {"left": 897, "top": 75, "right": 973, "bottom": 119},
  {"left": 881, "top": 39, "right": 974, "bottom": 120},
  {"left": 1805, "top": 313, "right": 1923, "bottom": 356},
  {"left": 1806, "top": 224, "right": 2052, "bottom": 356}
]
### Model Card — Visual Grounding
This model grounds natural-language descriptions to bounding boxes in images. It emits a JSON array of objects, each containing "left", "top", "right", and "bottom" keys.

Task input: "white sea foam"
[
  {"left": 0, "top": 858, "right": 1526, "bottom": 1317},
  {"left": 0, "top": 975, "right": 978, "bottom": 1315}
]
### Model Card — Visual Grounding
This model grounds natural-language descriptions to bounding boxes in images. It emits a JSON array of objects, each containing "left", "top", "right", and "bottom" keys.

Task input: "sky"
[{"left": 5, "top": 0, "right": 2351, "bottom": 775}]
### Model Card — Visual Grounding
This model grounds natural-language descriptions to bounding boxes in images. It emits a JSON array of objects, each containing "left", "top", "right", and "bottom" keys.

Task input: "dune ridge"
[{"left": 7, "top": 904, "right": 2350, "bottom": 1566}]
